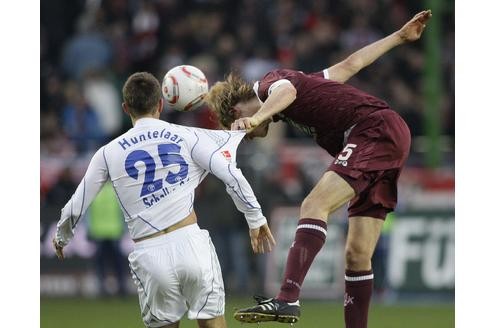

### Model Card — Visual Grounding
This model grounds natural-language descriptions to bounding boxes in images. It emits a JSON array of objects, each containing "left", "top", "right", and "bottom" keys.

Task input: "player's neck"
[{"left": 131, "top": 113, "right": 160, "bottom": 126}]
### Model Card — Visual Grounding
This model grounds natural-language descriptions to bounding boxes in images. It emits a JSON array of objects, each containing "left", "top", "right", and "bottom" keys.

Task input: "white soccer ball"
[{"left": 162, "top": 65, "right": 209, "bottom": 112}]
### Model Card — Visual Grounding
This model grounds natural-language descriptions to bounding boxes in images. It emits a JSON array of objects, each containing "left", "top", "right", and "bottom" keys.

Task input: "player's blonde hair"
[{"left": 205, "top": 72, "right": 256, "bottom": 129}]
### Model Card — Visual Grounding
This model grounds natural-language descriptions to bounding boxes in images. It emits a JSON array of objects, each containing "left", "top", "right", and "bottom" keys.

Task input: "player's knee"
[
  {"left": 345, "top": 243, "right": 372, "bottom": 269},
  {"left": 198, "top": 321, "right": 224, "bottom": 328},
  {"left": 300, "top": 196, "right": 314, "bottom": 214},
  {"left": 197, "top": 316, "right": 226, "bottom": 328}
]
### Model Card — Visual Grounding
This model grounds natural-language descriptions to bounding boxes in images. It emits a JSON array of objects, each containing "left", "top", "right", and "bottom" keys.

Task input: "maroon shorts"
[{"left": 329, "top": 109, "right": 411, "bottom": 219}]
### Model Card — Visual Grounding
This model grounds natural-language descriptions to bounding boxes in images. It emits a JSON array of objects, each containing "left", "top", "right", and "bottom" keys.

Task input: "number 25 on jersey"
[{"left": 125, "top": 143, "right": 189, "bottom": 197}]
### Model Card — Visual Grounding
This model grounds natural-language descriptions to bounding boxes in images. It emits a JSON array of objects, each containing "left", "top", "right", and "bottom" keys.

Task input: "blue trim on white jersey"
[
  {"left": 192, "top": 131, "right": 209, "bottom": 186},
  {"left": 191, "top": 131, "right": 200, "bottom": 161},
  {"left": 102, "top": 147, "right": 134, "bottom": 221},
  {"left": 208, "top": 132, "right": 231, "bottom": 173},
  {"left": 69, "top": 199, "right": 74, "bottom": 227},
  {"left": 72, "top": 178, "right": 86, "bottom": 228},
  {"left": 227, "top": 164, "right": 259, "bottom": 209},
  {"left": 111, "top": 185, "right": 132, "bottom": 219},
  {"left": 137, "top": 215, "right": 161, "bottom": 232},
  {"left": 101, "top": 147, "right": 110, "bottom": 177}
]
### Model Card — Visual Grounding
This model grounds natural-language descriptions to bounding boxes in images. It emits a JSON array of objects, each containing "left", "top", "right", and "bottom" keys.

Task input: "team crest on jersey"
[
  {"left": 221, "top": 150, "right": 232, "bottom": 162},
  {"left": 204, "top": 130, "right": 228, "bottom": 146}
]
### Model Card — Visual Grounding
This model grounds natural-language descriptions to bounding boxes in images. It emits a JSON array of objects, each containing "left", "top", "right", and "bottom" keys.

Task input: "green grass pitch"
[{"left": 41, "top": 296, "right": 454, "bottom": 328}]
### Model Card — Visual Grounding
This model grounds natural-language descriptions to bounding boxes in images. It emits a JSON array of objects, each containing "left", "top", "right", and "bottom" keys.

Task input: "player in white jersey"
[{"left": 52, "top": 72, "right": 275, "bottom": 328}]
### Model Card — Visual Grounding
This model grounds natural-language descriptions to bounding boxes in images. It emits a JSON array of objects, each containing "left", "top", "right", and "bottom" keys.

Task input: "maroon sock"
[
  {"left": 277, "top": 218, "right": 327, "bottom": 302},
  {"left": 344, "top": 270, "right": 374, "bottom": 328}
]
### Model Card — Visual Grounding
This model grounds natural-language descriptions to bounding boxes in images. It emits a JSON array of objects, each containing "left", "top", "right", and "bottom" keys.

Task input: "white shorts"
[{"left": 128, "top": 224, "right": 225, "bottom": 327}]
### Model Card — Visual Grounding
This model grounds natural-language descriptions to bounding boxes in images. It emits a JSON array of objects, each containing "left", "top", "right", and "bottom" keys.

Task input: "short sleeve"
[
  {"left": 255, "top": 70, "right": 285, "bottom": 102},
  {"left": 190, "top": 129, "right": 245, "bottom": 172},
  {"left": 308, "top": 70, "right": 328, "bottom": 79}
]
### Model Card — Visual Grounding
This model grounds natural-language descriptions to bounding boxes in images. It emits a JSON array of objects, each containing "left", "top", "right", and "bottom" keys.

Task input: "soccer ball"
[{"left": 162, "top": 65, "right": 209, "bottom": 112}]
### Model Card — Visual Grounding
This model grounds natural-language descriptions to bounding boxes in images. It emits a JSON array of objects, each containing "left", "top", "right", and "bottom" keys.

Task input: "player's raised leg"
[
  {"left": 234, "top": 171, "right": 355, "bottom": 323},
  {"left": 278, "top": 171, "right": 355, "bottom": 303},
  {"left": 344, "top": 216, "right": 383, "bottom": 328}
]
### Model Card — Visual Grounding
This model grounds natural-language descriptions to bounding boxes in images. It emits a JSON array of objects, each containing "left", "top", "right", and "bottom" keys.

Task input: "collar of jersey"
[{"left": 134, "top": 117, "right": 160, "bottom": 127}]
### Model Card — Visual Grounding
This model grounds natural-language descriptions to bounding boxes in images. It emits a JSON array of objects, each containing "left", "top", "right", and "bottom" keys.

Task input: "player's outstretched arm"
[
  {"left": 191, "top": 129, "right": 276, "bottom": 253},
  {"left": 325, "top": 9, "right": 432, "bottom": 83},
  {"left": 52, "top": 147, "right": 109, "bottom": 260}
]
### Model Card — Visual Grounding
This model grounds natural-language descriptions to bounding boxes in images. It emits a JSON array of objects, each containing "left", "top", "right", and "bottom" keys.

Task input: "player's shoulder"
[
  {"left": 188, "top": 126, "right": 243, "bottom": 145},
  {"left": 86, "top": 144, "right": 109, "bottom": 165},
  {"left": 261, "top": 68, "right": 300, "bottom": 81}
]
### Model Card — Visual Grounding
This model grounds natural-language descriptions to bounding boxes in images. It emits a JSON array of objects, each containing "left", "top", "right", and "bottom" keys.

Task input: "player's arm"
[
  {"left": 324, "top": 9, "right": 432, "bottom": 83},
  {"left": 191, "top": 130, "right": 276, "bottom": 253},
  {"left": 231, "top": 81, "right": 297, "bottom": 133},
  {"left": 53, "top": 147, "right": 109, "bottom": 259}
]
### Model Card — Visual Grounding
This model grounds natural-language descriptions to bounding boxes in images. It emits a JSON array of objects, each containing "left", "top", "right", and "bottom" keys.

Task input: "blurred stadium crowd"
[{"left": 41, "top": 0, "right": 454, "bottom": 295}]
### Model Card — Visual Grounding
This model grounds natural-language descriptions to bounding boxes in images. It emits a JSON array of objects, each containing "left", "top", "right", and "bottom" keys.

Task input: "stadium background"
[{"left": 40, "top": 0, "right": 454, "bottom": 327}]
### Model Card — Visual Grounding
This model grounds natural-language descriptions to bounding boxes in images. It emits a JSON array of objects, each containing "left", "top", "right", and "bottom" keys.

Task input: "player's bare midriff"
[{"left": 132, "top": 211, "right": 198, "bottom": 243}]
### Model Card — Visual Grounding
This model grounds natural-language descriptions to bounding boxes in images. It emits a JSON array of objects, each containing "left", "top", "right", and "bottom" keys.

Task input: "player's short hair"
[
  {"left": 205, "top": 72, "right": 256, "bottom": 129},
  {"left": 122, "top": 72, "right": 162, "bottom": 117}
]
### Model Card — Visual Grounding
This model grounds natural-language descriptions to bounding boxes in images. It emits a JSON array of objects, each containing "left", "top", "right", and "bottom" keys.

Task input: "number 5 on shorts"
[{"left": 337, "top": 144, "right": 357, "bottom": 161}]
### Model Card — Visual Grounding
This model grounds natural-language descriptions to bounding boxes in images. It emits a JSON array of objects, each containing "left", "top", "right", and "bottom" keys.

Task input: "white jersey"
[{"left": 55, "top": 117, "right": 266, "bottom": 245}]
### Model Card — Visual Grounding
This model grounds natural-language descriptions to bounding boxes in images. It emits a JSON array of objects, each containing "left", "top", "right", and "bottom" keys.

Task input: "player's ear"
[
  {"left": 122, "top": 102, "right": 129, "bottom": 115},
  {"left": 230, "top": 106, "right": 240, "bottom": 119},
  {"left": 157, "top": 98, "right": 164, "bottom": 114}
]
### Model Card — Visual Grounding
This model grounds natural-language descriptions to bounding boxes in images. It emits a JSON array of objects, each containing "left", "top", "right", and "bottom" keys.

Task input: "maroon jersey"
[
  {"left": 255, "top": 69, "right": 411, "bottom": 219},
  {"left": 255, "top": 69, "right": 391, "bottom": 156}
]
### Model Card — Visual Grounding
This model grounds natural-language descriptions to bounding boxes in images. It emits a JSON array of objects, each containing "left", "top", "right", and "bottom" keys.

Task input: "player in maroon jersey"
[{"left": 206, "top": 10, "right": 431, "bottom": 328}]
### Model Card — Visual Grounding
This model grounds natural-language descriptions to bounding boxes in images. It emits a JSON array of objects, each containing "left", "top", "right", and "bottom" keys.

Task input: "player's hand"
[
  {"left": 231, "top": 116, "right": 261, "bottom": 133},
  {"left": 52, "top": 238, "right": 65, "bottom": 260},
  {"left": 397, "top": 9, "right": 432, "bottom": 43},
  {"left": 249, "top": 223, "right": 276, "bottom": 254}
]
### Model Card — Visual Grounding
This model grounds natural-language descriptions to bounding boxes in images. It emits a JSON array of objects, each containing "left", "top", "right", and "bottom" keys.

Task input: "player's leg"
[
  {"left": 128, "top": 238, "right": 188, "bottom": 327},
  {"left": 299, "top": 171, "right": 356, "bottom": 219},
  {"left": 197, "top": 316, "right": 227, "bottom": 328},
  {"left": 185, "top": 229, "right": 226, "bottom": 326},
  {"left": 277, "top": 171, "right": 355, "bottom": 302},
  {"left": 234, "top": 171, "right": 355, "bottom": 323},
  {"left": 337, "top": 111, "right": 410, "bottom": 327},
  {"left": 344, "top": 216, "right": 383, "bottom": 328},
  {"left": 341, "top": 168, "right": 403, "bottom": 328}
]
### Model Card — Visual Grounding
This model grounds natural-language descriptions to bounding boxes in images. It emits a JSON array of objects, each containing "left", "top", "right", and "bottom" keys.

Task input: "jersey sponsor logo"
[
  {"left": 204, "top": 130, "right": 229, "bottom": 146},
  {"left": 334, "top": 159, "right": 348, "bottom": 166},
  {"left": 142, "top": 187, "right": 172, "bottom": 208},
  {"left": 285, "top": 278, "right": 301, "bottom": 290},
  {"left": 221, "top": 150, "right": 232, "bottom": 162},
  {"left": 342, "top": 124, "right": 356, "bottom": 145},
  {"left": 344, "top": 293, "right": 354, "bottom": 307},
  {"left": 277, "top": 113, "right": 316, "bottom": 137}
]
